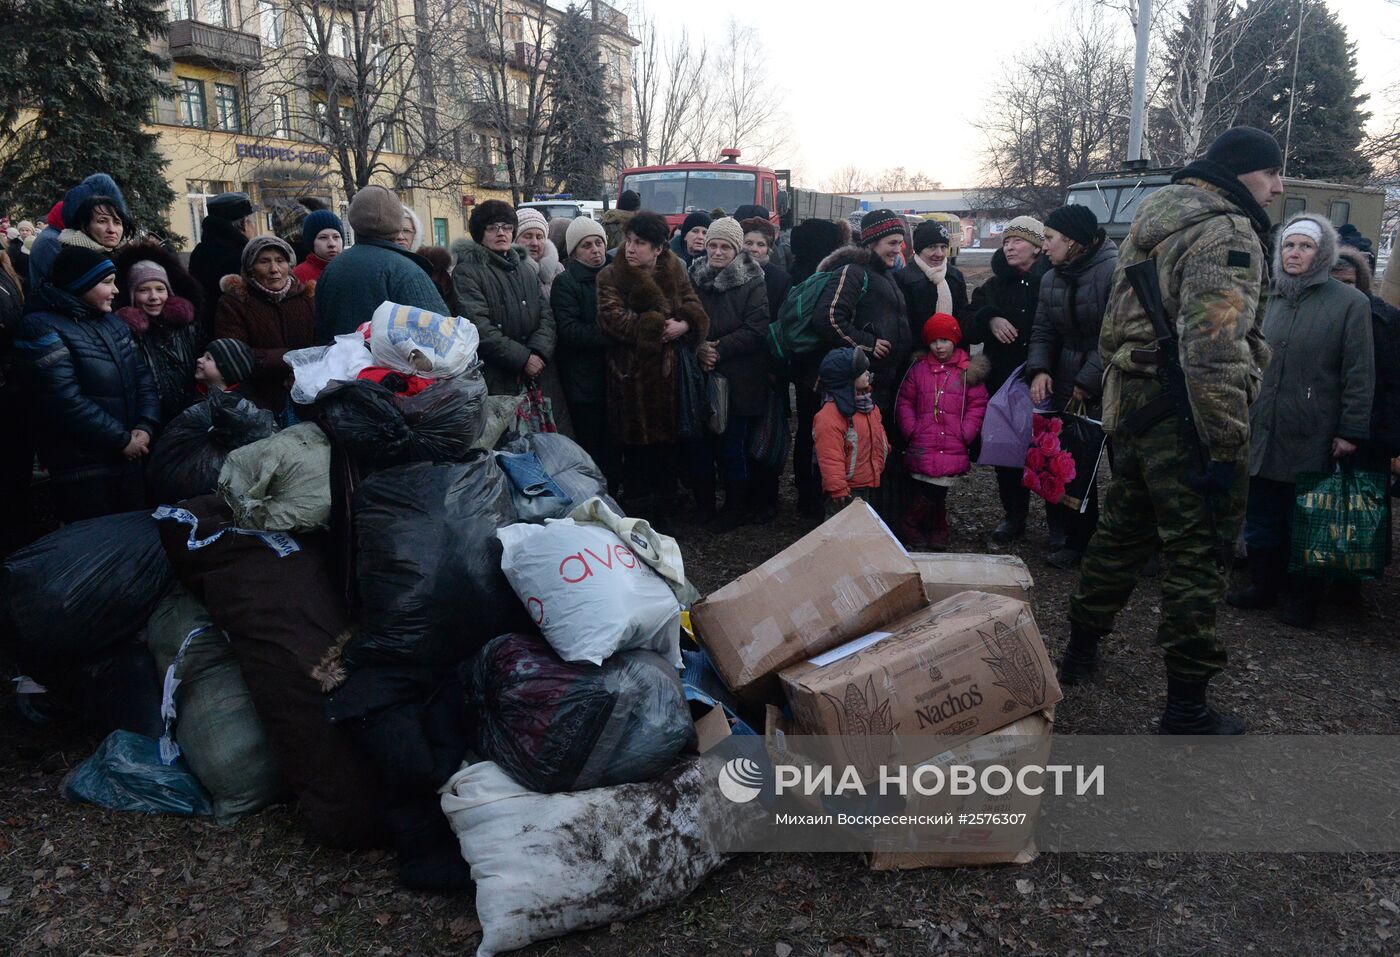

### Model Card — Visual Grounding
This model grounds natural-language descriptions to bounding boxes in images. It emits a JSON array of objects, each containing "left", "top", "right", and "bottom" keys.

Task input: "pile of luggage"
[{"left": 0, "top": 302, "right": 1064, "bottom": 956}]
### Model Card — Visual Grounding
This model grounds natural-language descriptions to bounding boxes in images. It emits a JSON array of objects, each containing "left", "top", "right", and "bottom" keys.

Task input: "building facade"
[{"left": 151, "top": 0, "right": 636, "bottom": 246}]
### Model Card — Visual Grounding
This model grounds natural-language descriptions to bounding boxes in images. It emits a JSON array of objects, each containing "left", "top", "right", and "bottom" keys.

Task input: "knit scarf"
[
  {"left": 854, "top": 391, "right": 875, "bottom": 414},
  {"left": 248, "top": 274, "right": 293, "bottom": 303},
  {"left": 58, "top": 228, "right": 115, "bottom": 254},
  {"left": 911, "top": 254, "right": 953, "bottom": 316}
]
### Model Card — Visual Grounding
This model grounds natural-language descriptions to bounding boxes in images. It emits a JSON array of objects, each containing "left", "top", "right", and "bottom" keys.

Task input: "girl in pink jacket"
[{"left": 896, "top": 313, "right": 990, "bottom": 548}]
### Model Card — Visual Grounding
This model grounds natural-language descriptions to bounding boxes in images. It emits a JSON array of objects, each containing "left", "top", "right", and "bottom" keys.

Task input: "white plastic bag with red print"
[{"left": 496, "top": 519, "right": 682, "bottom": 668}]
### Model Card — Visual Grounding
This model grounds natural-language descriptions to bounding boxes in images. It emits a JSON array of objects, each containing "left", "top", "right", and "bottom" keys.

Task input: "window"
[
  {"left": 1328, "top": 201, "right": 1351, "bottom": 228},
  {"left": 333, "top": 21, "right": 352, "bottom": 58},
  {"left": 214, "top": 83, "right": 241, "bottom": 132},
  {"left": 178, "top": 77, "right": 207, "bottom": 128},
  {"left": 202, "top": 0, "right": 228, "bottom": 27},
  {"left": 433, "top": 218, "right": 448, "bottom": 246},
  {"left": 313, "top": 100, "right": 330, "bottom": 141},
  {"left": 259, "top": 0, "right": 282, "bottom": 47},
  {"left": 378, "top": 122, "right": 397, "bottom": 153},
  {"left": 169, "top": 0, "right": 192, "bottom": 19},
  {"left": 1283, "top": 196, "right": 1306, "bottom": 220},
  {"left": 269, "top": 94, "right": 290, "bottom": 138}
]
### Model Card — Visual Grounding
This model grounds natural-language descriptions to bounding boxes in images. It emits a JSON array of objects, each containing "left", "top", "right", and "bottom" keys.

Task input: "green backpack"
[{"left": 767, "top": 269, "right": 868, "bottom": 360}]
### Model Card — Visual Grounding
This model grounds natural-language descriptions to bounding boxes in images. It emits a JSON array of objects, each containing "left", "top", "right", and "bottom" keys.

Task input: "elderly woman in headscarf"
[
  {"left": 1227, "top": 213, "right": 1374, "bottom": 629},
  {"left": 213, "top": 235, "right": 316, "bottom": 415}
]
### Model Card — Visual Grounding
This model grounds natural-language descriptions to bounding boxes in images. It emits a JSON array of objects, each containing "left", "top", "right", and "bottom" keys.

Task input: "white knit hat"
[
  {"left": 1282, "top": 218, "right": 1323, "bottom": 244},
  {"left": 564, "top": 216, "right": 607, "bottom": 256},
  {"left": 705, "top": 216, "right": 744, "bottom": 253},
  {"left": 515, "top": 207, "right": 548, "bottom": 236}
]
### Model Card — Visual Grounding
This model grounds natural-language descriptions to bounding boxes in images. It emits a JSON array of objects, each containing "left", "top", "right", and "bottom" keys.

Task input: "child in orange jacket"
[{"left": 813, "top": 347, "right": 889, "bottom": 517}]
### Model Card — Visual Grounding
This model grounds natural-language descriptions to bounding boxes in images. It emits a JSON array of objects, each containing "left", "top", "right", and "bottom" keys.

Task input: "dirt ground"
[{"left": 3, "top": 265, "right": 1399, "bottom": 953}]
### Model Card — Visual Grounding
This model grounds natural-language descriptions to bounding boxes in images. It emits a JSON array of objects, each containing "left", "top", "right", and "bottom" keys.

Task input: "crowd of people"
[{"left": 1, "top": 128, "right": 1397, "bottom": 664}]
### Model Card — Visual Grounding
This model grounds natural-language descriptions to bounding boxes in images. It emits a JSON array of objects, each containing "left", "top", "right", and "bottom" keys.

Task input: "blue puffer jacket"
[{"left": 16, "top": 284, "right": 160, "bottom": 480}]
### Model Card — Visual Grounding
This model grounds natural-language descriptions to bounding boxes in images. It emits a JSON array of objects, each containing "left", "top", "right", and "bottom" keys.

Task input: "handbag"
[
  {"left": 975, "top": 363, "right": 1035, "bottom": 468},
  {"left": 705, "top": 373, "right": 730, "bottom": 435},
  {"left": 674, "top": 347, "right": 711, "bottom": 442},
  {"left": 1288, "top": 465, "right": 1388, "bottom": 581},
  {"left": 748, "top": 387, "right": 791, "bottom": 470},
  {"left": 1051, "top": 399, "right": 1107, "bottom": 514},
  {"left": 512, "top": 385, "right": 557, "bottom": 437}
]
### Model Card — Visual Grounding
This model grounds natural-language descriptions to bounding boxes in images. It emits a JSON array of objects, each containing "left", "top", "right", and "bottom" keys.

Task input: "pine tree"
[
  {"left": 0, "top": 0, "right": 176, "bottom": 235},
  {"left": 1219, "top": 0, "right": 1370, "bottom": 181},
  {"left": 546, "top": 5, "right": 615, "bottom": 199}
]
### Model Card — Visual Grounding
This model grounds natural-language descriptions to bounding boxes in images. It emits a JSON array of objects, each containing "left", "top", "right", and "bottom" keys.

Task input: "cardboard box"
[
  {"left": 692, "top": 500, "right": 926, "bottom": 703},
  {"left": 778, "top": 590, "right": 1062, "bottom": 746},
  {"left": 867, "top": 709, "right": 1053, "bottom": 870},
  {"left": 910, "top": 552, "right": 1034, "bottom": 606}
]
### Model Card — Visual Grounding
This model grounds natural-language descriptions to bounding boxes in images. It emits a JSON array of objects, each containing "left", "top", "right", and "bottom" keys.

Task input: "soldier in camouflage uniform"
[{"left": 1059, "top": 127, "right": 1284, "bottom": 735}]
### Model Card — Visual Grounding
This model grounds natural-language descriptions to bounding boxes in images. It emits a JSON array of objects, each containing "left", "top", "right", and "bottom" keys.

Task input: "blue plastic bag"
[{"left": 64, "top": 730, "right": 214, "bottom": 817}]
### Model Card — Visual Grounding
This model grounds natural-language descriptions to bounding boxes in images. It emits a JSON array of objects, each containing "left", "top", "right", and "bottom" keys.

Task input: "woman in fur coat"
[
  {"left": 113, "top": 243, "right": 205, "bottom": 424},
  {"left": 689, "top": 217, "right": 770, "bottom": 527},
  {"left": 596, "top": 210, "right": 709, "bottom": 526}
]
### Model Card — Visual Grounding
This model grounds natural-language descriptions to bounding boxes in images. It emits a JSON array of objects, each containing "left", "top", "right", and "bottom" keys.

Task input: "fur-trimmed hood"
[
  {"left": 1273, "top": 212, "right": 1339, "bottom": 302},
  {"left": 817, "top": 244, "right": 873, "bottom": 274},
  {"left": 1335, "top": 245, "right": 1373, "bottom": 295},
  {"left": 537, "top": 237, "right": 563, "bottom": 283},
  {"left": 116, "top": 296, "right": 196, "bottom": 336},
  {"left": 963, "top": 352, "right": 991, "bottom": 386},
  {"left": 112, "top": 241, "right": 206, "bottom": 315},
  {"left": 688, "top": 249, "right": 765, "bottom": 292},
  {"left": 218, "top": 272, "right": 312, "bottom": 302}
]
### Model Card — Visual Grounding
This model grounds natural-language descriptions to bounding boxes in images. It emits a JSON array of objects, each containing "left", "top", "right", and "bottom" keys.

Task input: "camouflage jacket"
[{"left": 1099, "top": 177, "right": 1270, "bottom": 462}]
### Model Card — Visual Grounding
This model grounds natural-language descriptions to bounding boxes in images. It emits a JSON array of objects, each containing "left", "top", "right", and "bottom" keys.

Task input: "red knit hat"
[{"left": 922, "top": 313, "right": 961, "bottom": 347}]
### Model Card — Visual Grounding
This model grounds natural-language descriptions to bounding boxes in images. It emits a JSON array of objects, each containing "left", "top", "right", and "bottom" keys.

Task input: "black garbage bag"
[
  {"left": 148, "top": 391, "right": 277, "bottom": 505},
  {"left": 0, "top": 512, "right": 173, "bottom": 683},
  {"left": 346, "top": 457, "right": 525, "bottom": 669},
  {"left": 468, "top": 632, "right": 695, "bottom": 794},
  {"left": 317, "top": 375, "right": 487, "bottom": 472},
  {"left": 502, "top": 432, "right": 620, "bottom": 517}
]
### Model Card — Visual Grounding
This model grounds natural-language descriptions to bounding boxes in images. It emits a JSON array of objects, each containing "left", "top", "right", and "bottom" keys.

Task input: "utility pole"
[
  {"left": 1127, "top": 0, "right": 1153, "bottom": 167},
  {"left": 1282, "top": 0, "right": 1305, "bottom": 177}
]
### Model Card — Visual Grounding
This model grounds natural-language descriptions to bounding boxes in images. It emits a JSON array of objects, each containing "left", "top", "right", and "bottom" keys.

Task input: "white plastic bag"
[
  {"left": 496, "top": 519, "right": 682, "bottom": 667},
  {"left": 369, "top": 301, "right": 479, "bottom": 379},
  {"left": 439, "top": 758, "right": 729, "bottom": 957},
  {"left": 283, "top": 329, "right": 373, "bottom": 405}
]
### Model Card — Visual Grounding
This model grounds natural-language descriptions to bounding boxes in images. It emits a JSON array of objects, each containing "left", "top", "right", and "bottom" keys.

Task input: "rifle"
[{"left": 1123, "top": 259, "right": 1230, "bottom": 568}]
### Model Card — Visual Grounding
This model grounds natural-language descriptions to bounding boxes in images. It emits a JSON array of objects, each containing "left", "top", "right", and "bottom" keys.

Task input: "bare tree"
[
  {"left": 824, "top": 164, "right": 870, "bottom": 193},
  {"left": 701, "top": 20, "right": 789, "bottom": 164},
  {"left": 976, "top": 13, "right": 1134, "bottom": 215},
  {"left": 871, "top": 167, "right": 941, "bottom": 191}
]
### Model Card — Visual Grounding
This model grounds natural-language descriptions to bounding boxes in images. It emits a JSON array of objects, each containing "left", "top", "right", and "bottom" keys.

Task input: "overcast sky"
[{"left": 653, "top": 0, "right": 1400, "bottom": 189}]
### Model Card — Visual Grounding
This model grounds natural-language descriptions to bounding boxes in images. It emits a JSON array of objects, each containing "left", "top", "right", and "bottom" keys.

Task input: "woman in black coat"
[
  {"left": 1025, "top": 206, "right": 1119, "bottom": 568},
  {"left": 962, "top": 218, "right": 1051, "bottom": 545},
  {"left": 895, "top": 220, "right": 968, "bottom": 341},
  {"left": 691, "top": 217, "right": 771, "bottom": 527},
  {"left": 113, "top": 242, "right": 205, "bottom": 425},
  {"left": 16, "top": 246, "right": 160, "bottom": 523}
]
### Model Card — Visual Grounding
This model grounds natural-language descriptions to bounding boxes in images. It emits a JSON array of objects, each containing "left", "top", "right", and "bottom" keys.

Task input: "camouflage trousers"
[{"left": 1069, "top": 378, "right": 1247, "bottom": 679}]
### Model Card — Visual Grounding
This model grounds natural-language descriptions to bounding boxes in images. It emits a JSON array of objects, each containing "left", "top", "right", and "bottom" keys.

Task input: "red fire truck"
[{"left": 617, "top": 149, "right": 857, "bottom": 232}]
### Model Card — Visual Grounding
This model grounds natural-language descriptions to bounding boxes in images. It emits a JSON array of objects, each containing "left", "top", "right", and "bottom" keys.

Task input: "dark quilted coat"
[{"left": 1026, "top": 237, "right": 1119, "bottom": 408}]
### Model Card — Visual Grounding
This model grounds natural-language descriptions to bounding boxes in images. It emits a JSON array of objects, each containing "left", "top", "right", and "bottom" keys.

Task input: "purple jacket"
[{"left": 896, "top": 349, "right": 990, "bottom": 478}]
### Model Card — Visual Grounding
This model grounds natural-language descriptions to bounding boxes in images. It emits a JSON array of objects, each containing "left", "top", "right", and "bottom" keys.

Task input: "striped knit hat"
[{"left": 859, "top": 209, "right": 904, "bottom": 246}]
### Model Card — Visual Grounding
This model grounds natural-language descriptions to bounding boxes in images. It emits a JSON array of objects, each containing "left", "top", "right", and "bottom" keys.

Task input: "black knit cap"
[
  {"left": 468, "top": 199, "right": 517, "bottom": 243},
  {"left": 206, "top": 337, "right": 254, "bottom": 386},
  {"left": 1204, "top": 126, "right": 1284, "bottom": 176},
  {"left": 913, "top": 220, "right": 951, "bottom": 253},
  {"left": 733, "top": 204, "right": 770, "bottom": 222},
  {"left": 1045, "top": 205, "right": 1100, "bottom": 247},
  {"left": 859, "top": 209, "right": 905, "bottom": 246},
  {"left": 618, "top": 189, "right": 641, "bottom": 212},
  {"left": 679, "top": 211, "right": 711, "bottom": 237},
  {"left": 51, "top": 245, "right": 115, "bottom": 295},
  {"left": 790, "top": 218, "right": 844, "bottom": 265}
]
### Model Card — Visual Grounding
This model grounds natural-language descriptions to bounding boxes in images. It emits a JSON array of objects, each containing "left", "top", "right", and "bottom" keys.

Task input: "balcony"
[
  {"left": 305, "top": 53, "right": 358, "bottom": 89},
  {"left": 477, "top": 163, "right": 511, "bottom": 189},
  {"left": 168, "top": 19, "right": 261, "bottom": 72}
]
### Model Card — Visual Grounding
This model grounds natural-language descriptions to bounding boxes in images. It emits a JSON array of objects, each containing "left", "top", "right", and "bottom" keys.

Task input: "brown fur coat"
[{"left": 596, "top": 247, "right": 709, "bottom": 445}]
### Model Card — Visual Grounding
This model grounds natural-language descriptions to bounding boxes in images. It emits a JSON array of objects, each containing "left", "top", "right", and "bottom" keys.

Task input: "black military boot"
[
  {"left": 991, "top": 515, "right": 1026, "bottom": 545},
  {"left": 1158, "top": 675, "right": 1246, "bottom": 735},
  {"left": 1277, "top": 576, "right": 1319, "bottom": 629},
  {"left": 1226, "top": 546, "right": 1280, "bottom": 610},
  {"left": 1057, "top": 623, "right": 1103, "bottom": 686}
]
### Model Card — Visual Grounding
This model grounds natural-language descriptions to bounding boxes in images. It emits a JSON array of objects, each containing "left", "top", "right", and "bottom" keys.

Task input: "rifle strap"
[{"left": 1121, "top": 391, "right": 1175, "bottom": 437}]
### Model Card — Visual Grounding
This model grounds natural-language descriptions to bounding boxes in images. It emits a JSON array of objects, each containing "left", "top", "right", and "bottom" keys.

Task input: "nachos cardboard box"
[
  {"left": 777, "top": 590, "right": 1062, "bottom": 749},
  {"left": 867, "top": 709, "right": 1053, "bottom": 870},
  {"left": 691, "top": 500, "right": 926, "bottom": 703},
  {"left": 909, "top": 553, "right": 1034, "bottom": 606}
]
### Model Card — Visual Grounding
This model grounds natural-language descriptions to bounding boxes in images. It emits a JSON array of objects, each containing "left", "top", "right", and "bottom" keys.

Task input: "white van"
[{"left": 517, "top": 200, "right": 605, "bottom": 222}]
